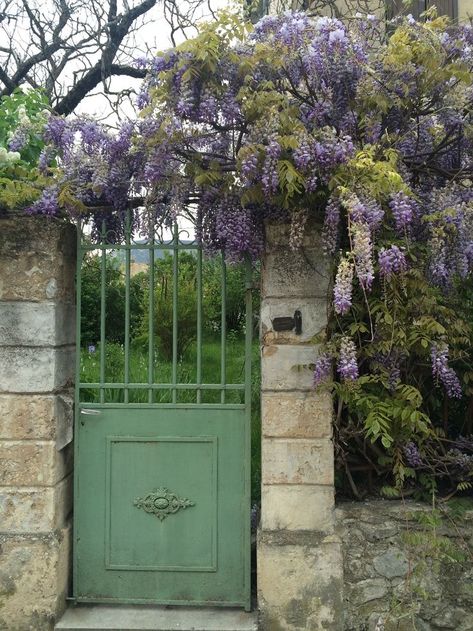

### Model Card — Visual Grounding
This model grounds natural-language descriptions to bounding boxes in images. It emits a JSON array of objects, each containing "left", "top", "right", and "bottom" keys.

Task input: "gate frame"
[{"left": 72, "top": 211, "right": 254, "bottom": 611}]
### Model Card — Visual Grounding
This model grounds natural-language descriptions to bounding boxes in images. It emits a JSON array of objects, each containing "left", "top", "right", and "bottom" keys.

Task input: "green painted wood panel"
[{"left": 74, "top": 406, "right": 249, "bottom": 607}]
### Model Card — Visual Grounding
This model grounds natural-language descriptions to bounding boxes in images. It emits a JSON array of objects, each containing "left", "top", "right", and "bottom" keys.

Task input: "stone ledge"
[{"left": 55, "top": 605, "right": 258, "bottom": 631}]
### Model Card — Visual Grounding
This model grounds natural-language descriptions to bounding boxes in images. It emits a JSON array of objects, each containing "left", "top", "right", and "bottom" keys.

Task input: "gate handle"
[{"left": 80, "top": 409, "right": 101, "bottom": 415}]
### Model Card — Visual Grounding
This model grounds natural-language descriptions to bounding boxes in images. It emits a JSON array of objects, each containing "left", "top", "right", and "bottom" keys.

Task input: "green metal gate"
[{"left": 73, "top": 210, "right": 252, "bottom": 609}]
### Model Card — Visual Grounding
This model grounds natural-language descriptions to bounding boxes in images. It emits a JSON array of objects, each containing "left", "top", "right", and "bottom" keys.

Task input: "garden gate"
[{"left": 73, "top": 210, "right": 252, "bottom": 609}]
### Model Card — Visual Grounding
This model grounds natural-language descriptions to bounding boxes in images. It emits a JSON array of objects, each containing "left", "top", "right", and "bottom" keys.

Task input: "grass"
[{"left": 80, "top": 336, "right": 261, "bottom": 502}]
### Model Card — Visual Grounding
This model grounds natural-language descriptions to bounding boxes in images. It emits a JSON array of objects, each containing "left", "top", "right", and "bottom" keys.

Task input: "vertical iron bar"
[
  {"left": 243, "top": 256, "right": 253, "bottom": 612},
  {"left": 172, "top": 223, "right": 179, "bottom": 403},
  {"left": 220, "top": 253, "right": 226, "bottom": 404},
  {"left": 99, "top": 220, "right": 107, "bottom": 404},
  {"left": 196, "top": 245, "right": 203, "bottom": 404},
  {"left": 124, "top": 210, "right": 131, "bottom": 404},
  {"left": 148, "top": 217, "right": 155, "bottom": 404},
  {"left": 73, "top": 218, "right": 82, "bottom": 599}
]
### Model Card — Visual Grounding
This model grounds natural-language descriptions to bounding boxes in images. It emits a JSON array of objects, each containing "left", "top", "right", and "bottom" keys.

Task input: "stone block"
[
  {"left": 260, "top": 297, "right": 328, "bottom": 345},
  {"left": 0, "top": 346, "right": 75, "bottom": 393},
  {"left": 0, "top": 441, "right": 73, "bottom": 487},
  {"left": 0, "top": 474, "right": 72, "bottom": 533},
  {"left": 258, "top": 532, "right": 343, "bottom": 630},
  {"left": 348, "top": 578, "right": 388, "bottom": 605},
  {"left": 261, "top": 344, "right": 316, "bottom": 391},
  {"left": 0, "top": 217, "right": 76, "bottom": 303},
  {"left": 262, "top": 247, "right": 331, "bottom": 299},
  {"left": 0, "top": 526, "right": 71, "bottom": 631},
  {"left": 373, "top": 548, "right": 409, "bottom": 579},
  {"left": 262, "top": 390, "right": 332, "bottom": 439},
  {"left": 261, "top": 484, "right": 334, "bottom": 532},
  {"left": 262, "top": 437, "right": 334, "bottom": 485},
  {"left": 265, "top": 221, "right": 325, "bottom": 250},
  {"left": 0, "top": 302, "right": 75, "bottom": 346},
  {"left": 0, "top": 393, "right": 73, "bottom": 445}
]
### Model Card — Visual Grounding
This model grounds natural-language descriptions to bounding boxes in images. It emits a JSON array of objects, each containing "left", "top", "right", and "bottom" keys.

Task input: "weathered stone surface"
[
  {"left": 373, "top": 548, "right": 409, "bottom": 579},
  {"left": 0, "top": 474, "right": 72, "bottom": 533},
  {"left": 348, "top": 578, "right": 388, "bottom": 605},
  {"left": 337, "top": 500, "right": 473, "bottom": 631},
  {"left": 260, "top": 297, "right": 328, "bottom": 345},
  {"left": 261, "top": 484, "right": 334, "bottom": 532},
  {"left": 262, "top": 390, "right": 332, "bottom": 439},
  {"left": 258, "top": 536, "right": 343, "bottom": 630},
  {"left": 0, "top": 302, "right": 75, "bottom": 346},
  {"left": 262, "top": 248, "right": 331, "bottom": 299},
  {"left": 262, "top": 437, "right": 334, "bottom": 485},
  {"left": 0, "top": 441, "right": 73, "bottom": 486},
  {"left": 0, "top": 347, "right": 75, "bottom": 393},
  {"left": 0, "top": 527, "right": 71, "bottom": 631},
  {"left": 0, "top": 217, "right": 76, "bottom": 303},
  {"left": 261, "top": 344, "right": 316, "bottom": 391},
  {"left": 0, "top": 395, "right": 56, "bottom": 440},
  {"left": 265, "top": 221, "right": 325, "bottom": 250},
  {"left": 0, "top": 217, "right": 75, "bottom": 631},
  {"left": 0, "top": 393, "right": 73, "bottom": 446}
]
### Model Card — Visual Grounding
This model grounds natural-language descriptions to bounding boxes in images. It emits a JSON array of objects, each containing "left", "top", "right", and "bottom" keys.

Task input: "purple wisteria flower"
[
  {"left": 404, "top": 442, "right": 423, "bottom": 467},
  {"left": 352, "top": 222, "right": 374, "bottom": 290},
  {"left": 8, "top": 129, "right": 28, "bottom": 152},
  {"left": 431, "top": 343, "right": 462, "bottom": 399},
  {"left": 322, "top": 197, "right": 341, "bottom": 255},
  {"left": 378, "top": 245, "right": 407, "bottom": 277},
  {"left": 314, "top": 353, "right": 332, "bottom": 386},
  {"left": 27, "top": 186, "right": 60, "bottom": 216},
  {"left": 389, "top": 192, "right": 416, "bottom": 232},
  {"left": 333, "top": 256, "right": 354, "bottom": 314},
  {"left": 262, "top": 140, "right": 281, "bottom": 195},
  {"left": 337, "top": 336, "right": 358, "bottom": 381},
  {"left": 240, "top": 150, "right": 259, "bottom": 187}
]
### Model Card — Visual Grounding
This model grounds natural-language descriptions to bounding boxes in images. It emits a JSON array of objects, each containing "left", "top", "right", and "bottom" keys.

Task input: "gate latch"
[
  {"left": 80, "top": 409, "right": 101, "bottom": 415},
  {"left": 272, "top": 310, "right": 302, "bottom": 335}
]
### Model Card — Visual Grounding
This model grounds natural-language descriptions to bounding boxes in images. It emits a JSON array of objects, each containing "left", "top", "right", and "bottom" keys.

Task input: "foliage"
[
  {"left": 80, "top": 254, "right": 146, "bottom": 346},
  {"left": 0, "top": 89, "right": 51, "bottom": 210},
  {"left": 80, "top": 251, "right": 252, "bottom": 360},
  {"left": 32, "top": 9, "right": 473, "bottom": 496}
]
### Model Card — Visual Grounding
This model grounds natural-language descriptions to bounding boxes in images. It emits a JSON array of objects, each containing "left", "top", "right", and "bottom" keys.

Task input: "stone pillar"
[
  {"left": 258, "top": 222, "right": 343, "bottom": 631},
  {"left": 0, "top": 216, "right": 75, "bottom": 630}
]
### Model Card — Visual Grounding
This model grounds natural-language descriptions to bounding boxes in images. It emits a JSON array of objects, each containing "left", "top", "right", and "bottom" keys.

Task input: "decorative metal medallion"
[{"left": 133, "top": 487, "right": 195, "bottom": 521}]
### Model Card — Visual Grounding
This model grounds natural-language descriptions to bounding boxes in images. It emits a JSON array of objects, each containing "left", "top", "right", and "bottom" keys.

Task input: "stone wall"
[
  {"left": 337, "top": 500, "right": 473, "bottom": 631},
  {"left": 258, "top": 222, "right": 343, "bottom": 631},
  {"left": 0, "top": 216, "right": 76, "bottom": 631}
]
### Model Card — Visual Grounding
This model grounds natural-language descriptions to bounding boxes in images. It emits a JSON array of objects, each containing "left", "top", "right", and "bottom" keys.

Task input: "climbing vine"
[{"left": 26, "top": 8, "right": 473, "bottom": 496}]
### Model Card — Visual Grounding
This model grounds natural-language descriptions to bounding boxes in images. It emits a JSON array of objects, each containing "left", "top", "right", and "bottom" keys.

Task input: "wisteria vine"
[{"left": 21, "top": 9, "right": 473, "bottom": 495}]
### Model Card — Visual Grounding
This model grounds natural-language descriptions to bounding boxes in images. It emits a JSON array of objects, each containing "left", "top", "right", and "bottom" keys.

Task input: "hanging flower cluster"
[{"left": 27, "top": 9, "right": 473, "bottom": 492}]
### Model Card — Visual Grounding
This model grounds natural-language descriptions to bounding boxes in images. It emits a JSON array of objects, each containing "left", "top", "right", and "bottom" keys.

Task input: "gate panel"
[{"left": 73, "top": 211, "right": 252, "bottom": 609}]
